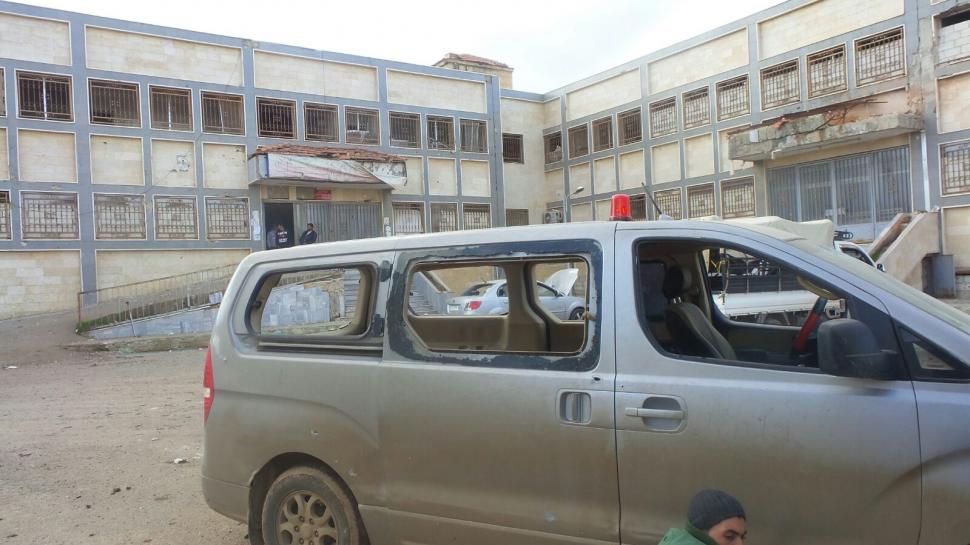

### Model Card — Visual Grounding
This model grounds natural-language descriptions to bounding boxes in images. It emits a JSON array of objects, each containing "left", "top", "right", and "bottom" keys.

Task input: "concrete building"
[{"left": 1, "top": 0, "right": 969, "bottom": 319}]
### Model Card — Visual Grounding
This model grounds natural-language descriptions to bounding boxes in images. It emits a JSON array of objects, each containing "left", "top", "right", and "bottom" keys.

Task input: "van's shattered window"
[{"left": 259, "top": 267, "right": 367, "bottom": 336}]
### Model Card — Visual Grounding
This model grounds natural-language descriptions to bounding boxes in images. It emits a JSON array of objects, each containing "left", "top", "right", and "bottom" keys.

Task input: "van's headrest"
[{"left": 663, "top": 265, "right": 693, "bottom": 299}]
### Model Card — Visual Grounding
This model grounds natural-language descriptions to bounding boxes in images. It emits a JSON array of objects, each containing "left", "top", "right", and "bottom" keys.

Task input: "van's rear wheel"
[
  {"left": 568, "top": 308, "right": 584, "bottom": 320},
  {"left": 261, "top": 467, "right": 365, "bottom": 545}
]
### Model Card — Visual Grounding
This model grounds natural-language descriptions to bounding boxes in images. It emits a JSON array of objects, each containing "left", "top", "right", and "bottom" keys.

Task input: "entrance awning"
[{"left": 250, "top": 144, "right": 407, "bottom": 190}]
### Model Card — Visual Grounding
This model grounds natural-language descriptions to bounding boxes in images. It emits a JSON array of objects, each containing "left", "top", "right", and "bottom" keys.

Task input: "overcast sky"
[{"left": 28, "top": 0, "right": 781, "bottom": 92}]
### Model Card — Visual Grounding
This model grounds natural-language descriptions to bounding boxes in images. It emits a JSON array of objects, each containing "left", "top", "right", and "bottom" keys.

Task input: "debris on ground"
[{"left": 173, "top": 458, "right": 188, "bottom": 465}]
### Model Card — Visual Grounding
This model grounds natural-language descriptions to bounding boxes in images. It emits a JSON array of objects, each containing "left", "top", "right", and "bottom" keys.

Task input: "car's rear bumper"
[{"left": 202, "top": 475, "right": 249, "bottom": 523}]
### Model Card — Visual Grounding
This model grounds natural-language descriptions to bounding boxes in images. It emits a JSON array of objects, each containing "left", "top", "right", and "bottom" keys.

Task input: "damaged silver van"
[{"left": 202, "top": 220, "right": 970, "bottom": 545}]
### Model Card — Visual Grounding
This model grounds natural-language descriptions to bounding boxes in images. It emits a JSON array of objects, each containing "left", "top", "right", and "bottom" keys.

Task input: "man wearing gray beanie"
[{"left": 658, "top": 489, "right": 747, "bottom": 545}]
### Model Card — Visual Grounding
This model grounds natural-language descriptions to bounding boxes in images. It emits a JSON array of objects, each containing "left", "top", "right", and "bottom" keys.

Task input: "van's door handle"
[{"left": 625, "top": 407, "right": 684, "bottom": 420}]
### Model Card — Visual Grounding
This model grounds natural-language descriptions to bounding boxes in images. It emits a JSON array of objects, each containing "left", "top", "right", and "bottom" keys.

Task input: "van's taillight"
[
  {"left": 465, "top": 300, "right": 482, "bottom": 311},
  {"left": 203, "top": 347, "right": 214, "bottom": 425}
]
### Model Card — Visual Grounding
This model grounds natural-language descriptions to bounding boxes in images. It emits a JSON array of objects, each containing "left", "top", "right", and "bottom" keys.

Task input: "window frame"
[
  {"left": 16, "top": 70, "right": 73, "bottom": 122},
  {"left": 682, "top": 87, "right": 711, "bottom": 129},
  {"left": 617, "top": 108, "right": 643, "bottom": 146},
  {"left": 715, "top": 76, "right": 749, "bottom": 121},
  {"left": 88, "top": 78, "right": 141, "bottom": 127},
  {"left": 149, "top": 85, "right": 193, "bottom": 132},
  {"left": 20, "top": 190, "right": 79, "bottom": 240},
  {"left": 256, "top": 96, "right": 297, "bottom": 139},
  {"left": 201, "top": 91, "right": 245, "bottom": 135},
  {"left": 761, "top": 59, "right": 800, "bottom": 110},
  {"left": 427, "top": 115, "right": 455, "bottom": 150},
  {"left": 459, "top": 118, "right": 488, "bottom": 153},
  {"left": 153, "top": 194, "right": 199, "bottom": 240},
  {"left": 854, "top": 27, "right": 906, "bottom": 86},
  {"left": 204, "top": 196, "right": 250, "bottom": 240},
  {"left": 0, "top": 190, "right": 12, "bottom": 240},
  {"left": 393, "top": 201, "right": 425, "bottom": 234},
  {"left": 304, "top": 102, "right": 339, "bottom": 142},
  {"left": 93, "top": 192, "right": 147, "bottom": 240},
  {"left": 502, "top": 133, "right": 524, "bottom": 163},
  {"left": 544, "top": 131, "right": 563, "bottom": 164},
  {"left": 567, "top": 124, "right": 589, "bottom": 158},
  {"left": 649, "top": 97, "right": 677, "bottom": 138},
  {"left": 0, "top": 67, "right": 6, "bottom": 117},
  {"left": 345, "top": 106, "right": 380, "bottom": 146},
  {"left": 592, "top": 116, "right": 614, "bottom": 152},
  {"left": 897, "top": 327, "right": 970, "bottom": 382},
  {"left": 807, "top": 45, "right": 847, "bottom": 98},
  {"left": 462, "top": 203, "right": 492, "bottom": 230}
]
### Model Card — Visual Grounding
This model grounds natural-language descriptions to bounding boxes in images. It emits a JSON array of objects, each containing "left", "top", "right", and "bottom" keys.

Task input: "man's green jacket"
[{"left": 658, "top": 524, "right": 718, "bottom": 545}]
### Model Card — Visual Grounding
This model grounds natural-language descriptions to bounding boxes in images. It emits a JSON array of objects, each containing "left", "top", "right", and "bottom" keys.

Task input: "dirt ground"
[{"left": 0, "top": 312, "right": 246, "bottom": 545}]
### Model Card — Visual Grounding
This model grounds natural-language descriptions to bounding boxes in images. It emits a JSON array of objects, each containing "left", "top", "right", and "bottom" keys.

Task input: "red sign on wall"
[{"left": 313, "top": 189, "right": 332, "bottom": 201}]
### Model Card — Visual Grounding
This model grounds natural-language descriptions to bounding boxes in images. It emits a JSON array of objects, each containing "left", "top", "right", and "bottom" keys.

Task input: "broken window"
[
  {"left": 682, "top": 87, "right": 710, "bottom": 129},
  {"left": 592, "top": 117, "right": 613, "bottom": 152},
  {"left": 856, "top": 28, "right": 905, "bottom": 85},
  {"left": 17, "top": 71, "right": 72, "bottom": 121},
  {"left": 154, "top": 195, "right": 198, "bottom": 239},
  {"left": 544, "top": 132, "right": 563, "bottom": 164},
  {"left": 205, "top": 197, "right": 249, "bottom": 240},
  {"left": 427, "top": 116, "right": 455, "bottom": 150},
  {"left": 808, "top": 45, "right": 847, "bottom": 97},
  {"left": 716, "top": 76, "right": 749, "bottom": 121},
  {"left": 721, "top": 178, "right": 756, "bottom": 218},
  {"left": 505, "top": 208, "right": 529, "bottom": 226},
  {"left": 345, "top": 107, "right": 380, "bottom": 145},
  {"left": 21, "top": 191, "right": 78, "bottom": 239},
  {"left": 257, "top": 98, "right": 296, "bottom": 139},
  {"left": 617, "top": 108, "right": 642, "bottom": 146},
  {"left": 430, "top": 203, "right": 459, "bottom": 232},
  {"left": 654, "top": 188, "right": 683, "bottom": 220},
  {"left": 460, "top": 119, "right": 488, "bottom": 153},
  {"left": 89, "top": 79, "right": 140, "bottom": 127},
  {"left": 568, "top": 124, "right": 589, "bottom": 158},
  {"left": 94, "top": 193, "right": 146, "bottom": 239},
  {"left": 941, "top": 141, "right": 970, "bottom": 195},
  {"left": 503, "top": 133, "right": 524, "bottom": 163},
  {"left": 393, "top": 202, "right": 425, "bottom": 234},
  {"left": 761, "top": 60, "right": 800, "bottom": 109},
  {"left": 150, "top": 86, "right": 192, "bottom": 131},
  {"left": 305, "top": 103, "right": 338, "bottom": 142},
  {"left": 201, "top": 92, "right": 245, "bottom": 135},
  {"left": 649, "top": 98, "right": 677, "bottom": 137},
  {"left": 463, "top": 204, "right": 491, "bottom": 230},
  {"left": 390, "top": 112, "right": 420, "bottom": 148},
  {"left": 687, "top": 183, "right": 716, "bottom": 218},
  {"left": 0, "top": 191, "right": 10, "bottom": 239}
]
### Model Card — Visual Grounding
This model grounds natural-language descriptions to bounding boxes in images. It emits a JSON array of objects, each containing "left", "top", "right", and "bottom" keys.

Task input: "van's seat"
[{"left": 663, "top": 266, "right": 736, "bottom": 360}]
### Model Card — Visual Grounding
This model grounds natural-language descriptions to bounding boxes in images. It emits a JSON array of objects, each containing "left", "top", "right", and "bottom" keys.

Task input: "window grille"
[
  {"left": 17, "top": 72, "right": 72, "bottom": 121},
  {"left": 941, "top": 141, "right": 970, "bottom": 195},
  {"left": 150, "top": 86, "right": 192, "bottom": 131},
  {"left": 205, "top": 197, "right": 249, "bottom": 240},
  {"left": 89, "top": 80, "right": 140, "bottom": 127},
  {"left": 305, "top": 103, "right": 338, "bottom": 142},
  {"left": 460, "top": 119, "right": 488, "bottom": 153},
  {"left": 94, "top": 194, "right": 146, "bottom": 239},
  {"left": 463, "top": 204, "right": 491, "bottom": 230},
  {"left": 630, "top": 195, "right": 647, "bottom": 220},
  {"left": 505, "top": 208, "right": 529, "bottom": 226},
  {"left": 721, "top": 178, "right": 756, "bottom": 218},
  {"left": 427, "top": 116, "right": 455, "bottom": 150},
  {"left": 154, "top": 196, "right": 198, "bottom": 239},
  {"left": 201, "top": 92, "right": 244, "bottom": 135},
  {"left": 617, "top": 108, "right": 642, "bottom": 145},
  {"left": 0, "top": 68, "right": 5, "bottom": 117},
  {"left": 393, "top": 202, "right": 425, "bottom": 234},
  {"left": 592, "top": 117, "right": 613, "bottom": 152},
  {"left": 345, "top": 107, "right": 380, "bottom": 145},
  {"left": 544, "top": 132, "right": 563, "bottom": 163},
  {"left": 716, "top": 76, "right": 749, "bottom": 120},
  {"left": 257, "top": 98, "right": 296, "bottom": 138},
  {"left": 503, "top": 133, "right": 524, "bottom": 163},
  {"left": 430, "top": 203, "right": 458, "bottom": 232},
  {"left": 0, "top": 191, "right": 10, "bottom": 239},
  {"left": 21, "top": 191, "right": 78, "bottom": 239},
  {"left": 687, "top": 183, "right": 716, "bottom": 218},
  {"left": 390, "top": 112, "right": 420, "bottom": 148},
  {"left": 682, "top": 88, "right": 710, "bottom": 129},
  {"left": 856, "top": 28, "right": 905, "bottom": 85},
  {"left": 649, "top": 98, "right": 677, "bottom": 137},
  {"left": 761, "top": 60, "right": 800, "bottom": 109},
  {"left": 568, "top": 124, "right": 589, "bottom": 158},
  {"left": 808, "top": 46, "right": 847, "bottom": 97},
  {"left": 654, "top": 188, "right": 683, "bottom": 220}
]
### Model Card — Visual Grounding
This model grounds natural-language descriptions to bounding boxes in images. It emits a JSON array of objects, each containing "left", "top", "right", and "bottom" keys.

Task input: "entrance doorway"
[{"left": 263, "top": 202, "right": 294, "bottom": 249}]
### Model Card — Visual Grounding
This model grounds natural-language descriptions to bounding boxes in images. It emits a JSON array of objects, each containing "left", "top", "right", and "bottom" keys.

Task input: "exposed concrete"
[
  {"left": 877, "top": 211, "right": 941, "bottom": 289},
  {"left": 87, "top": 305, "right": 219, "bottom": 340}
]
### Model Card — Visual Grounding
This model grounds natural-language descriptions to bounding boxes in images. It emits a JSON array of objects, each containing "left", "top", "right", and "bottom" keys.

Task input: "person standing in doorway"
[
  {"left": 266, "top": 224, "right": 279, "bottom": 250},
  {"left": 299, "top": 223, "right": 318, "bottom": 245},
  {"left": 276, "top": 224, "right": 292, "bottom": 248},
  {"left": 659, "top": 489, "right": 747, "bottom": 545}
]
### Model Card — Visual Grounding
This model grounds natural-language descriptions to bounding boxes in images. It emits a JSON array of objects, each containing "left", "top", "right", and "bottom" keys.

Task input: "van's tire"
[
  {"left": 261, "top": 466, "right": 365, "bottom": 545},
  {"left": 568, "top": 307, "right": 585, "bottom": 321}
]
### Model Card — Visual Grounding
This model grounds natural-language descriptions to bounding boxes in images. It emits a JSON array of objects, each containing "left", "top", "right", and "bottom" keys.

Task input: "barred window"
[
  {"left": 503, "top": 133, "right": 524, "bottom": 163},
  {"left": 716, "top": 76, "right": 749, "bottom": 120},
  {"left": 428, "top": 116, "right": 455, "bottom": 150},
  {"left": 390, "top": 112, "right": 420, "bottom": 148},
  {"left": 682, "top": 88, "right": 710, "bottom": 129},
  {"left": 505, "top": 208, "right": 529, "bottom": 226},
  {"left": 721, "top": 178, "right": 756, "bottom": 218},
  {"left": 654, "top": 188, "right": 683, "bottom": 220},
  {"left": 649, "top": 98, "right": 677, "bottom": 137},
  {"left": 17, "top": 72, "right": 72, "bottom": 121},
  {"left": 630, "top": 194, "right": 647, "bottom": 220},
  {"left": 0, "top": 191, "right": 10, "bottom": 239},
  {"left": 856, "top": 28, "right": 905, "bottom": 85},
  {"left": 431, "top": 203, "right": 459, "bottom": 232},
  {"left": 150, "top": 86, "right": 192, "bottom": 131},
  {"left": 89, "top": 80, "right": 140, "bottom": 127},
  {"left": 257, "top": 98, "right": 296, "bottom": 139},
  {"left": 618, "top": 108, "right": 642, "bottom": 145},
  {"left": 205, "top": 197, "right": 249, "bottom": 240},
  {"left": 305, "top": 103, "right": 338, "bottom": 142},
  {"left": 687, "top": 183, "right": 716, "bottom": 218},
  {"left": 94, "top": 194, "right": 146, "bottom": 239},
  {"left": 201, "top": 92, "right": 245, "bottom": 135},
  {"left": 761, "top": 60, "right": 800, "bottom": 109},
  {"left": 154, "top": 196, "right": 198, "bottom": 239},
  {"left": 346, "top": 107, "right": 380, "bottom": 145},
  {"left": 460, "top": 119, "right": 488, "bottom": 153},
  {"left": 592, "top": 117, "right": 613, "bottom": 152},
  {"left": 393, "top": 202, "right": 425, "bottom": 234},
  {"left": 544, "top": 132, "right": 563, "bottom": 164},
  {"left": 568, "top": 124, "right": 589, "bottom": 158},
  {"left": 21, "top": 191, "right": 78, "bottom": 239},
  {"left": 941, "top": 141, "right": 970, "bottom": 195},
  {"left": 463, "top": 204, "right": 491, "bottom": 230},
  {"left": 808, "top": 46, "right": 847, "bottom": 97}
]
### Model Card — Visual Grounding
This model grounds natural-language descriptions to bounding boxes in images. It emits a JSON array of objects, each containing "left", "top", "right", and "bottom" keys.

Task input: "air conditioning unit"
[{"left": 543, "top": 209, "right": 564, "bottom": 224}]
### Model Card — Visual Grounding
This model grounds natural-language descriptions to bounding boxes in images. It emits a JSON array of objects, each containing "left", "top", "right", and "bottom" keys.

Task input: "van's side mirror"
[{"left": 817, "top": 319, "right": 896, "bottom": 380}]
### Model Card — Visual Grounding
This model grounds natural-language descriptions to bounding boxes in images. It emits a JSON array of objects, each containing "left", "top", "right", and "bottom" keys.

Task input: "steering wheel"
[{"left": 792, "top": 296, "right": 828, "bottom": 353}]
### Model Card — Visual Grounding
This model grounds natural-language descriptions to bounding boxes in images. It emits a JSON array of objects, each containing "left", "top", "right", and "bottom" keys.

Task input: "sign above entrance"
[
  {"left": 314, "top": 189, "right": 332, "bottom": 201},
  {"left": 258, "top": 153, "right": 407, "bottom": 189}
]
